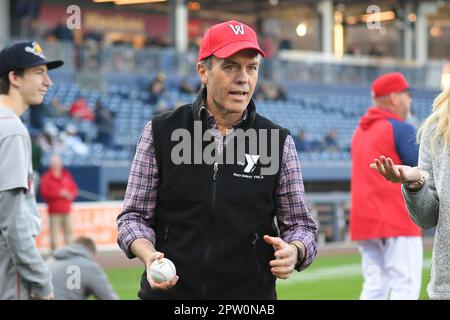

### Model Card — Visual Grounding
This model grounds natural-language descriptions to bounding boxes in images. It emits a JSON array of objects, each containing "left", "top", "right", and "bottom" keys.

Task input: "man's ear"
[
  {"left": 8, "top": 70, "right": 22, "bottom": 88},
  {"left": 197, "top": 62, "right": 208, "bottom": 85},
  {"left": 389, "top": 92, "right": 399, "bottom": 107}
]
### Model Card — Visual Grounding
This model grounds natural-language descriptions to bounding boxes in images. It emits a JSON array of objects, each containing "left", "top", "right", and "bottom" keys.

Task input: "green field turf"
[{"left": 105, "top": 250, "right": 432, "bottom": 300}]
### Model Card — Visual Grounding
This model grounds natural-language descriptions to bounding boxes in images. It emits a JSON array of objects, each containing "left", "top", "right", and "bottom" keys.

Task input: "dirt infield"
[{"left": 96, "top": 250, "right": 142, "bottom": 269}]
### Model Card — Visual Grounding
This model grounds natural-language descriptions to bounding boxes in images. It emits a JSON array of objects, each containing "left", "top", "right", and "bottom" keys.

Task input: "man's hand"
[
  {"left": 59, "top": 189, "right": 72, "bottom": 200},
  {"left": 145, "top": 251, "right": 179, "bottom": 290},
  {"left": 370, "top": 155, "right": 421, "bottom": 184},
  {"left": 263, "top": 235, "right": 297, "bottom": 279},
  {"left": 30, "top": 291, "right": 54, "bottom": 300}
]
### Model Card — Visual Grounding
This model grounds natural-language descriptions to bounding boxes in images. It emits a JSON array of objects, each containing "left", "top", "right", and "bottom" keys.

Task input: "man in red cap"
[
  {"left": 117, "top": 20, "right": 317, "bottom": 299},
  {"left": 350, "top": 72, "right": 423, "bottom": 299}
]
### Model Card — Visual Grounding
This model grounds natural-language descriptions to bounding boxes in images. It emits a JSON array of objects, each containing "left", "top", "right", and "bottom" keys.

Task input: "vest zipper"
[{"left": 202, "top": 161, "right": 219, "bottom": 298}]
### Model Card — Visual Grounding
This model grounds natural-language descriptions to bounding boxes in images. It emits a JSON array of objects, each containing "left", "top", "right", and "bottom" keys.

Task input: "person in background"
[
  {"left": 68, "top": 97, "right": 94, "bottom": 122},
  {"left": 40, "top": 154, "right": 78, "bottom": 252},
  {"left": 47, "top": 236, "right": 119, "bottom": 300},
  {"left": 0, "top": 40, "right": 63, "bottom": 300},
  {"left": 350, "top": 72, "right": 423, "bottom": 300},
  {"left": 60, "top": 124, "right": 89, "bottom": 156},
  {"left": 147, "top": 72, "right": 167, "bottom": 105},
  {"left": 293, "top": 130, "right": 312, "bottom": 153},
  {"left": 322, "top": 128, "right": 340, "bottom": 152},
  {"left": 94, "top": 100, "right": 115, "bottom": 148},
  {"left": 179, "top": 78, "right": 198, "bottom": 95}
]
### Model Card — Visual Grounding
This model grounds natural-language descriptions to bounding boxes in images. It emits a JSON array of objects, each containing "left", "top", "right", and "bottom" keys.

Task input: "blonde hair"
[{"left": 418, "top": 87, "right": 450, "bottom": 150}]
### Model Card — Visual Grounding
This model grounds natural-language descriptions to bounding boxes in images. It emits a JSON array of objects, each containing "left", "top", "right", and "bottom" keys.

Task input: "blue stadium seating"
[{"left": 36, "top": 81, "right": 438, "bottom": 167}]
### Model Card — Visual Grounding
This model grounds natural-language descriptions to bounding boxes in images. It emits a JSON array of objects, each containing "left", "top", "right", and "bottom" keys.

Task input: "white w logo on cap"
[{"left": 229, "top": 24, "right": 245, "bottom": 35}]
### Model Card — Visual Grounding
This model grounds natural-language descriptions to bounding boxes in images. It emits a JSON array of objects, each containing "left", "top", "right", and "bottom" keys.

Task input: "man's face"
[
  {"left": 198, "top": 49, "right": 260, "bottom": 116},
  {"left": 392, "top": 90, "right": 412, "bottom": 120},
  {"left": 50, "top": 155, "right": 63, "bottom": 172},
  {"left": 15, "top": 65, "right": 53, "bottom": 105}
]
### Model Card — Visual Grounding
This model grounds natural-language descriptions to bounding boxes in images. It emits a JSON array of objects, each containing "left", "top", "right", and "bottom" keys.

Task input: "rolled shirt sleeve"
[
  {"left": 275, "top": 135, "right": 318, "bottom": 271},
  {"left": 117, "top": 122, "right": 158, "bottom": 258}
]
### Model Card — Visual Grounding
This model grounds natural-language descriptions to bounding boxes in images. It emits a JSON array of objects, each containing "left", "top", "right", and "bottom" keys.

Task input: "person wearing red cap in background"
[
  {"left": 117, "top": 20, "right": 317, "bottom": 299},
  {"left": 0, "top": 41, "right": 63, "bottom": 300},
  {"left": 350, "top": 72, "right": 423, "bottom": 299}
]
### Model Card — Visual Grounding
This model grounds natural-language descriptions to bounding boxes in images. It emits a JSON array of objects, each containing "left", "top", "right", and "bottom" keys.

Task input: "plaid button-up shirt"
[{"left": 117, "top": 108, "right": 317, "bottom": 271}]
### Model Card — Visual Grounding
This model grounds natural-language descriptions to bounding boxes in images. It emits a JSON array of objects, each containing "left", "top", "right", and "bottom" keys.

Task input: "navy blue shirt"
[{"left": 388, "top": 119, "right": 419, "bottom": 166}]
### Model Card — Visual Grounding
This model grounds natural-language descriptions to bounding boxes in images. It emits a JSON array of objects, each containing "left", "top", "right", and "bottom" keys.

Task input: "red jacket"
[
  {"left": 350, "top": 107, "right": 421, "bottom": 240},
  {"left": 40, "top": 169, "right": 78, "bottom": 214}
]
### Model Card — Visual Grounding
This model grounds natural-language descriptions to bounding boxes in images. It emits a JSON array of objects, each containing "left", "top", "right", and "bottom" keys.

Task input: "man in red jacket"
[
  {"left": 350, "top": 72, "right": 423, "bottom": 300},
  {"left": 40, "top": 155, "right": 78, "bottom": 252}
]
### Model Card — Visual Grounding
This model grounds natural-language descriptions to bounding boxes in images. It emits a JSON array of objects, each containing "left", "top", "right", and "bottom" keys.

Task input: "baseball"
[{"left": 149, "top": 258, "right": 177, "bottom": 283}]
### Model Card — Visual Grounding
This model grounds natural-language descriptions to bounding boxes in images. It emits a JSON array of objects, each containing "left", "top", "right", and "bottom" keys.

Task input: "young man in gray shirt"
[{"left": 0, "top": 41, "right": 63, "bottom": 299}]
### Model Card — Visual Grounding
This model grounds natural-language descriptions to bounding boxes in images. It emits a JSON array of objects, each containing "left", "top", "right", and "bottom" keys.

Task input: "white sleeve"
[{"left": 0, "top": 135, "right": 29, "bottom": 192}]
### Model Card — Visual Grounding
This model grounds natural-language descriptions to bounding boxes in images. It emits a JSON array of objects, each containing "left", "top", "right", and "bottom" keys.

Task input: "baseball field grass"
[{"left": 105, "top": 250, "right": 432, "bottom": 300}]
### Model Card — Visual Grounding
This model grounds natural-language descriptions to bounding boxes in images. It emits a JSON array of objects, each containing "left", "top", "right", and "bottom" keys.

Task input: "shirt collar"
[{"left": 198, "top": 105, "right": 248, "bottom": 129}]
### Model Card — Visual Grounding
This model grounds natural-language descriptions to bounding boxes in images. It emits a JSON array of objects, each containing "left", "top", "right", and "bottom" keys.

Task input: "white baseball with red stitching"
[{"left": 149, "top": 258, "right": 177, "bottom": 283}]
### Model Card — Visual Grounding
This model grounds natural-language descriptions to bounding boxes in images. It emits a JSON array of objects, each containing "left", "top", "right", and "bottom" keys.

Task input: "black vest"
[{"left": 139, "top": 91, "right": 289, "bottom": 300}]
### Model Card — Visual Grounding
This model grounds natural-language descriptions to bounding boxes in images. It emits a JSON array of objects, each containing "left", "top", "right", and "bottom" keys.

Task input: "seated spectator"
[
  {"left": 49, "top": 18, "right": 73, "bottom": 41},
  {"left": 44, "top": 98, "right": 67, "bottom": 118},
  {"left": 346, "top": 44, "right": 362, "bottom": 56},
  {"left": 322, "top": 128, "right": 340, "bottom": 152},
  {"left": 94, "top": 101, "right": 115, "bottom": 148},
  {"left": 293, "top": 130, "right": 313, "bottom": 152},
  {"left": 368, "top": 45, "right": 383, "bottom": 57},
  {"left": 29, "top": 102, "right": 46, "bottom": 132},
  {"left": 279, "top": 37, "right": 292, "bottom": 50},
  {"left": 46, "top": 236, "right": 119, "bottom": 300},
  {"left": 152, "top": 100, "right": 170, "bottom": 116},
  {"left": 37, "top": 123, "right": 64, "bottom": 154},
  {"left": 146, "top": 72, "right": 166, "bottom": 105},
  {"left": 61, "top": 124, "right": 89, "bottom": 156},
  {"left": 179, "top": 78, "right": 198, "bottom": 95},
  {"left": 29, "top": 99, "right": 67, "bottom": 132},
  {"left": 255, "top": 82, "right": 287, "bottom": 101},
  {"left": 69, "top": 97, "right": 95, "bottom": 122},
  {"left": 255, "top": 82, "right": 272, "bottom": 101},
  {"left": 274, "top": 84, "right": 287, "bottom": 101}
]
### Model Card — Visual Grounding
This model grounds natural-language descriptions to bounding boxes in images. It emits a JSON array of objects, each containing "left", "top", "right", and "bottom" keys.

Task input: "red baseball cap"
[
  {"left": 371, "top": 72, "right": 410, "bottom": 98},
  {"left": 198, "top": 20, "right": 266, "bottom": 62}
]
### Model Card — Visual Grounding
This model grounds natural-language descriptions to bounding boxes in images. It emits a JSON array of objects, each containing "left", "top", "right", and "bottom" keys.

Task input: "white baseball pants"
[{"left": 358, "top": 236, "right": 423, "bottom": 300}]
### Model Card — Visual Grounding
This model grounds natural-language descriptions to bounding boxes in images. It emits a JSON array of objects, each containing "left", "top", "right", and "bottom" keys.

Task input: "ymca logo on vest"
[
  {"left": 170, "top": 121, "right": 280, "bottom": 176},
  {"left": 244, "top": 154, "right": 259, "bottom": 173},
  {"left": 234, "top": 154, "right": 264, "bottom": 180}
]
